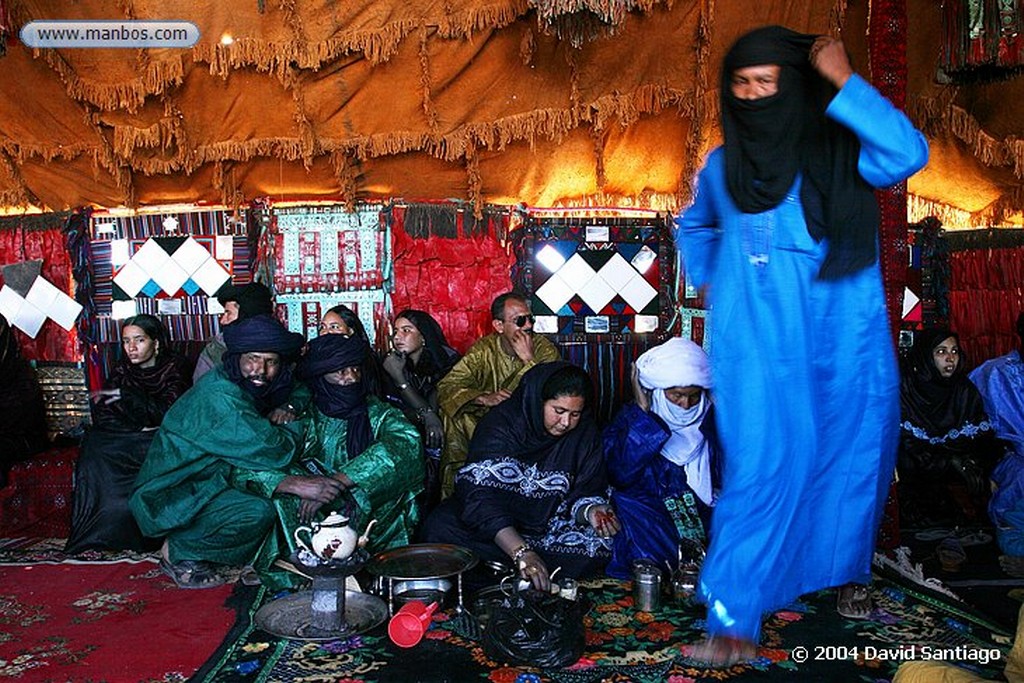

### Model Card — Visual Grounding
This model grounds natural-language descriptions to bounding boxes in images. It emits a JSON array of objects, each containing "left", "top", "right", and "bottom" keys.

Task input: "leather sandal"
[{"left": 160, "top": 557, "right": 225, "bottom": 589}]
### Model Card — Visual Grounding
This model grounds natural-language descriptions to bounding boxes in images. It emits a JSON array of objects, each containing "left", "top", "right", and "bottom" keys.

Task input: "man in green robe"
[
  {"left": 235, "top": 332, "right": 423, "bottom": 590},
  {"left": 130, "top": 314, "right": 341, "bottom": 589},
  {"left": 437, "top": 291, "right": 560, "bottom": 497}
]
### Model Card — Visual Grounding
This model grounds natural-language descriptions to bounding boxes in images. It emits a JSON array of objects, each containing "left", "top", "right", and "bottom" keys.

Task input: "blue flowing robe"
[{"left": 674, "top": 74, "right": 928, "bottom": 640}]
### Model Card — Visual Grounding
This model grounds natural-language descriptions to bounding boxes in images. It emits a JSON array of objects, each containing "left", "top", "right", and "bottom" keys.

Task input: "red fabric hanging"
[
  {"left": 390, "top": 206, "right": 513, "bottom": 354},
  {"left": 948, "top": 245, "right": 1024, "bottom": 369}
]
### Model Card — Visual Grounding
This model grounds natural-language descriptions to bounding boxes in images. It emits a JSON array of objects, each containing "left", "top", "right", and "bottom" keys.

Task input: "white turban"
[
  {"left": 635, "top": 337, "right": 714, "bottom": 505},
  {"left": 635, "top": 337, "right": 711, "bottom": 391}
]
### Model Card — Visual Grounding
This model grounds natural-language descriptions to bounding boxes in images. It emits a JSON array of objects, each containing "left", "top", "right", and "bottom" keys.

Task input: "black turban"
[
  {"left": 222, "top": 314, "right": 304, "bottom": 414},
  {"left": 298, "top": 333, "right": 368, "bottom": 380},
  {"left": 721, "top": 25, "right": 879, "bottom": 280},
  {"left": 217, "top": 282, "right": 274, "bottom": 320},
  {"left": 223, "top": 314, "right": 304, "bottom": 357},
  {"left": 300, "top": 334, "right": 372, "bottom": 457}
]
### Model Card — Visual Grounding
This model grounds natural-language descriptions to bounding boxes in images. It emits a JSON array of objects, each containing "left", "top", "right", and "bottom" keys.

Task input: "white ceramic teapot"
[{"left": 294, "top": 512, "right": 377, "bottom": 562}]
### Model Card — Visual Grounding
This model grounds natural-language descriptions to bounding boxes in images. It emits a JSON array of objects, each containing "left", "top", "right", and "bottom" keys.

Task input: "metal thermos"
[{"left": 632, "top": 562, "right": 662, "bottom": 612}]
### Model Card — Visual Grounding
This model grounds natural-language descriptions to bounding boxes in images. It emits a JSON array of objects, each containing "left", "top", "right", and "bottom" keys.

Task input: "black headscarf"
[
  {"left": 299, "top": 334, "right": 373, "bottom": 457},
  {"left": 216, "top": 282, "right": 274, "bottom": 319},
  {"left": 394, "top": 309, "right": 460, "bottom": 381},
  {"left": 900, "top": 328, "right": 987, "bottom": 437},
  {"left": 222, "top": 314, "right": 304, "bottom": 415},
  {"left": 721, "top": 25, "right": 879, "bottom": 280},
  {"left": 469, "top": 361, "right": 598, "bottom": 464}
]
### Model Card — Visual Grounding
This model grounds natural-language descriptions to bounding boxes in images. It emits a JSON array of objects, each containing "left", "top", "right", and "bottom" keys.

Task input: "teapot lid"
[{"left": 321, "top": 511, "right": 350, "bottom": 525}]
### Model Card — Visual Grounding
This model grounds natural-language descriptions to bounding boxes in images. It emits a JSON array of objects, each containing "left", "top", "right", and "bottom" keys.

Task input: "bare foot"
[
  {"left": 687, "top": 635, "right": 758, "bottom": 667},
  {"left": 836, "top": 583, "right": 872, "bottom": 619}
]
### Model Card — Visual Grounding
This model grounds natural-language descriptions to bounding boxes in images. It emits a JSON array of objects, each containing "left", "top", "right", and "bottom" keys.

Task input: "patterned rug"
[
  {"left": 0, "top": 538, "right": 240, "bottom": 682},
  {"left": 196, "top": 571, "right": 1013, "bottom": 683}
]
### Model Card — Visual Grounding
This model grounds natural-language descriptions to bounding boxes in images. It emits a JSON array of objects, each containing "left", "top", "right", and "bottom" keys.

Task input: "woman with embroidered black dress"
[
  {"left": 381, "top": 309, "right": 461, "bottom": 512},
  {"left": 65, "top": 314, "right": 191, "bottom": 554},
  {"left": 898, "top": 328, "right": 1002, "bottom": 528},
  {"left": 422, "top": 361, "right": 619, "bottom": 591}
]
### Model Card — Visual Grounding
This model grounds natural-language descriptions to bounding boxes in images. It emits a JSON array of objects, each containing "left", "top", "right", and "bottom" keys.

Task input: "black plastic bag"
[{"left": 481, "top": 589, "right": 586, "bottom": 669}]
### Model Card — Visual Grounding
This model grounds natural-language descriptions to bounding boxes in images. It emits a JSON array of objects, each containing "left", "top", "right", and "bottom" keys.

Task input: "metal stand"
[{"left": 254, "top": 548, "right": 388, "bottom": 641}]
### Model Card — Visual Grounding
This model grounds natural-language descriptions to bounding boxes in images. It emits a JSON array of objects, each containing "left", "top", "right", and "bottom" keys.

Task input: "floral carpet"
[
  {"left": 0, "top": 538, "right": 239, "bottom": 682},
  {"left": 196, "top": 572, "right": 1013, "bottom": 683}
]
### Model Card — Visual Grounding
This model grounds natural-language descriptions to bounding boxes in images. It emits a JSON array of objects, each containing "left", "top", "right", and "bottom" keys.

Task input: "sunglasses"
[{"left": 509, "top": 314, "right": 535, "bottom": 328}]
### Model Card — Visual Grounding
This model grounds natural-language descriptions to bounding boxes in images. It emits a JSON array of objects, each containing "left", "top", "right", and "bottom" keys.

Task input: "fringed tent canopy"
[{"left": 0, "top": 0, "right": 1022, "bottom": 227}]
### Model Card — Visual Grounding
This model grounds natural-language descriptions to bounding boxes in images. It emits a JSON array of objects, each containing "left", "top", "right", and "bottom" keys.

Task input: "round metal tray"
[
  {"left": 366, "top": 543, "right": 477, "bottom": 580},
  {"left": 254, "top": 590, "right": 388, "bottom": 641}
]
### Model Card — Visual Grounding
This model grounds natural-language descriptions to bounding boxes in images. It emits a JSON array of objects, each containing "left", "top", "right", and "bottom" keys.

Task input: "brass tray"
[{"left": 365, "top": 543, "right": 478, "bottom": 580}]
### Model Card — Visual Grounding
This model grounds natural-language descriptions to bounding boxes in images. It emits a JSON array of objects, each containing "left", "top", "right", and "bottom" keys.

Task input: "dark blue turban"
[
  {"left": 300, "top": 333, "right": 372, "bottom": 457},
  {"left": 222, "top": 314, "right": 304, "bottom": 414},
  {"left": 223, "top": 314, "right": 304, "bottom": 358}
]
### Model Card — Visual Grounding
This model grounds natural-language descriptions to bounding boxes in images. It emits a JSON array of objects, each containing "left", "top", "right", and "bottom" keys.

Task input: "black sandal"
[{"left": 159, "top": 557, "right": 225, "bottom": 589}]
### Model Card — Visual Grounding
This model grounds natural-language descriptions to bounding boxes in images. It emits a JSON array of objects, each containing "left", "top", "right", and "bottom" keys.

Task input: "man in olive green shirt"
[{"left": 437, "top": 292, "right": 560, "bottom": 497}]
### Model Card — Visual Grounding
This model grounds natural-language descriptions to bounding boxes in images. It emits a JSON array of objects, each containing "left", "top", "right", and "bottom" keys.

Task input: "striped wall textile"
[
  {"left": 513, "top": 208, "right": 676, "bottom": 424},
  {"left": 84, "top": 207, "right": 252, "bottom": 386}
]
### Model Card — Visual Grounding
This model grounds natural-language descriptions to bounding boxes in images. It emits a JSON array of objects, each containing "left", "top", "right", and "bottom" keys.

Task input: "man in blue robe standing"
[{"left": 674, "top": 26, "right": 928, "bottom": 664}]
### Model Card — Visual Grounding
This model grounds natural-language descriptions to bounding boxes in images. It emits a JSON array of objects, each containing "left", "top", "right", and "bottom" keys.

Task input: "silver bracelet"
[{"left": 511, "top": 544, "right": 531, "bottom": 564}]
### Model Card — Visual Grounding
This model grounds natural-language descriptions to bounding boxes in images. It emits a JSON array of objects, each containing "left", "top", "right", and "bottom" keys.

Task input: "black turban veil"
[
  {"left": 222, "top": 314, "right": 305, "bottom": 414},
  {"left": 299, "top": 334, "right": 373, "bottom": 457},
  {"left": 721, "top": 25, "right": 880, "bottom": 280}
]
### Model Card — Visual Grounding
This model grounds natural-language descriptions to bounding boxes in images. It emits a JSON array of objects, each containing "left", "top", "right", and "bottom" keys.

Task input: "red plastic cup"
[{"left": 387, "top": 600, "right": 439, "bottom": 648}]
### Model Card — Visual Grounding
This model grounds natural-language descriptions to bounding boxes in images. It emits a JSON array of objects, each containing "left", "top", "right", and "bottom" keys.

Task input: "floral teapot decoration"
[{"left": 294, "top": 512, "right": 377, "bottom": 562}]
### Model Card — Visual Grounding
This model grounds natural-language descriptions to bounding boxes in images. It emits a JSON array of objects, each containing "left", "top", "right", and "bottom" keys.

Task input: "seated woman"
[
  {"left": 237, "top": 332, "right": 423, "bottom": 589},
  {"left": 898, "top": 328, "right": 1001, "bottom": 530},
  {"left": 422, "top": 361, "right": 619, "bottom": 591},
  {"left": 381, "top": 309, "right": 461, "bottom": 511},
  {"left": 65, "top": 314, "right": 191, "bottom": 554},
  {"left": 604, "top": 337, "right": 720, "bottom": 579},
  {"left": 319, "top": 304, "right": 384, "bottom": 397},
  {"left": 0, "top": 314, "right": 48, "bottom": 487}
]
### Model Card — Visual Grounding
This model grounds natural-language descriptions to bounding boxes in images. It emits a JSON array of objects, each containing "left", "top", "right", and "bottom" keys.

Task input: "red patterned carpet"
[{"left": 0, "top": 547, "right": 237, "bottom": 683}]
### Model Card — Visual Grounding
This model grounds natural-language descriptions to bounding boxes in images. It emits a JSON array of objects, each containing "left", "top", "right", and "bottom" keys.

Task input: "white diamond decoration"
[
  {"left": 151, "top": 258, "right": 190, "bottom": 295},
  {"left": 191, "top": 258, "right": 231, "bottom": 295},
  {"left": 25, "top": 277, "right": 81, "bottom": 331},
  {"left": 619, "top": 274, "right": 658, "bottom": 311},
  {"left": 578, "top": 273, "right": 616, "bottom": 313},
  {"left": 556, "top": 253, "right": 596, "bottom": 291},
  {"left": 132, "top": 238, "right": 171, "bottom": 272},
  {"left": 113, "top": 260, "right": 150, "bottom": 297},
  {"left": 170, "top": 236, "right": 213, "bottom": 275},
  {"left": 596, "top": 253, "right": 636, "bottom": 291},
  {"left": 536, "top": 245, "right": 566, "bottom": 272},
  {"left": 535, "top": 273, "right": 575, "bottom": 313}
]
